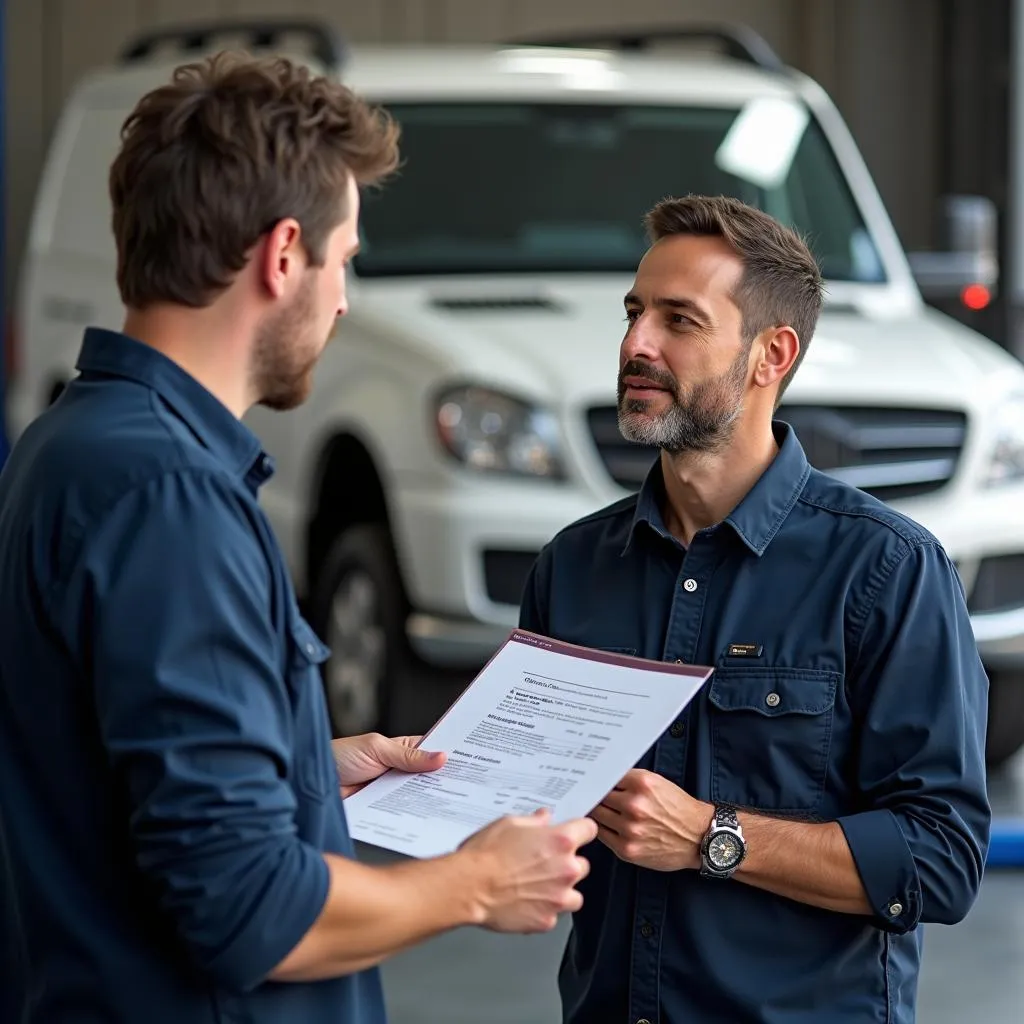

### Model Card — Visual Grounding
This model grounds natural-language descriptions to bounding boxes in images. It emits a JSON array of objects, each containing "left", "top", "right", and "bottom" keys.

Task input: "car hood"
[{"left": 347, "top": 277, "right": 1024, "bottom": 412}]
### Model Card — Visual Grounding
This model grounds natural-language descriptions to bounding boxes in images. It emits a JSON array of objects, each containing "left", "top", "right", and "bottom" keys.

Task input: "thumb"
[{"left": 381, "top": 739, "right": 447, "bottom": 774}]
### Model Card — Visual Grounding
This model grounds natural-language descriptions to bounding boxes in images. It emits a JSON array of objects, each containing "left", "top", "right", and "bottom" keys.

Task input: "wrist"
[
  {"left": 688, "top": 801, "right": 716, "bottom": 868},
  {"left": 446, "top": 846, "right": 495, "bottom": 927}
]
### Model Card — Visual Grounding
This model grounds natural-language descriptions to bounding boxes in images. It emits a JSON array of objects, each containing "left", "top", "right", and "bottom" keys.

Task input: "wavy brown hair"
[{"left": 110, "top": 51, "right": 400, "bottom": 309}]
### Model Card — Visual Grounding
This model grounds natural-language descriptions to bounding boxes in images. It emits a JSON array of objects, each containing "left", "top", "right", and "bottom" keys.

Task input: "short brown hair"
[
  {"left": 645, "top": 195, "right": 823, "bottom": 403},
  {"left": 110, "top": 51, "right": 400, "bottom": 309}
]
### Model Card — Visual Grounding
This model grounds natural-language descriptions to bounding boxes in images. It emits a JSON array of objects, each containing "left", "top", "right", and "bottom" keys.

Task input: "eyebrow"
[{"left": 623, "top": 293, "right": 713, "bottom": 329}]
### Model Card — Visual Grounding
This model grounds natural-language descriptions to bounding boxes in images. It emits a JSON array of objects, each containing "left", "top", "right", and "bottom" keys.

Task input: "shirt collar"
[
  {"left": 624, "top": 421, "right": 810, "bottom": 557},
  {"left": 75, "top": 327, "right": 269, "bottom": 481}
]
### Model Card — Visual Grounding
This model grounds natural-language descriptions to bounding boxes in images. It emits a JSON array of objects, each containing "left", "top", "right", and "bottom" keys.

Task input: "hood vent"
[{"left": 431, "top": 295, "right": 562, "bottom": 312}]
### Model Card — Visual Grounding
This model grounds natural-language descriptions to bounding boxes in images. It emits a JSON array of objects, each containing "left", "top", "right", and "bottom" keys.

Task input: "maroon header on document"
[{"left": 507, "top": 629, "right": 714, "bottom": 679}]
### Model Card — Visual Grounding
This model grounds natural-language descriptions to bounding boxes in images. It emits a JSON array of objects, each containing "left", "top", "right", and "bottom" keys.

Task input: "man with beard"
[
  {"left": 0, "top": 53, "right": 597, "bottom": 1024},
  {"left": 519, "top": 195, "right": 990, "bottom": 1024}
]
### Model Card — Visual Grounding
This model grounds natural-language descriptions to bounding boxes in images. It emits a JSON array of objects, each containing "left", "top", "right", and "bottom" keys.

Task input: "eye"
[
  {"left": 671, "top": 313, "right": 695, "bottom": 327},
  {"left": 624, "top": 309, "right": 640, "bottom": 323}
]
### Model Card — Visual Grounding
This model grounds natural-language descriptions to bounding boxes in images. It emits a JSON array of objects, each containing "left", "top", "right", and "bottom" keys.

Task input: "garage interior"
[{"left": 3, "top": 1, "right": 1024, "bottom": 1021}]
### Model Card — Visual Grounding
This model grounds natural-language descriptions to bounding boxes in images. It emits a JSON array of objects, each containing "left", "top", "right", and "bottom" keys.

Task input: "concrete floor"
[{"left": 364, "top": 681, "right": 1024, "bottom": 1023}]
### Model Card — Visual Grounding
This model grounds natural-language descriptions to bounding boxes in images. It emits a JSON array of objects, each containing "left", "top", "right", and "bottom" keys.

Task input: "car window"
[{"left": 355, "top": 100, "right": 886, "bottom": 283}]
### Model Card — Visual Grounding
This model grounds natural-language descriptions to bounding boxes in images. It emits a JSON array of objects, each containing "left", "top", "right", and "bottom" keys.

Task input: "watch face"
[{"left": 707, "top": 830, "right": 743, "bottom": 870}]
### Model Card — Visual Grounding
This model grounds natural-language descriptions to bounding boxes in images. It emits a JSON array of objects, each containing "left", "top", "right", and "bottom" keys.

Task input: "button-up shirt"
[
  {"left": 520, "top": 422, "right": 990, "bottom": 1024},
  {"left": 0, "top": 329, "right": 385, "bottom": 1024}
]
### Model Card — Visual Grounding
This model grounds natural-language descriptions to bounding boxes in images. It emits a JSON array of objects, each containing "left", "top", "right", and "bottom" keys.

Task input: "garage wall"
[{"left": 4, "top": 0, "right": 940, "bottom": 301}]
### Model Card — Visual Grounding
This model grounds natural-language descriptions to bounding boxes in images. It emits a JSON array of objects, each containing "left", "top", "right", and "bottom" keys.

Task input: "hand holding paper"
[
  {"left": 331, "top": 733, "right": 447, "bottom": 798},
  {"left": 343, "top": 630, "right": 713, "bottom": 859}
]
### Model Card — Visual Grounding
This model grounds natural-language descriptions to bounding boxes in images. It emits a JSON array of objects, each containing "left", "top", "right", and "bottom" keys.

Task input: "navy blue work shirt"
[
  {"left": 0, "top": 329, "right": 385, "bottom": 1024},
  {"left": 520, "top": 422, "right": 991, "bottom": 1024}
]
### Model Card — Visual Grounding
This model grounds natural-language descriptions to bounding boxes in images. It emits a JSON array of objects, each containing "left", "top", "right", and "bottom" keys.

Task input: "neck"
[
  {"left": 659, "top": 418, "right": 779, "bottom": 547},
  {"left": 122, "top": 302, "right": 254, "bottom": 419}
]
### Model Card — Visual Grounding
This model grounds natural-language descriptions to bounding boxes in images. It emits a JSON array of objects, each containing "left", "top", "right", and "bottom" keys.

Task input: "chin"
[{"left": 260, "top": 382, "right": 313, "bottom": 412}]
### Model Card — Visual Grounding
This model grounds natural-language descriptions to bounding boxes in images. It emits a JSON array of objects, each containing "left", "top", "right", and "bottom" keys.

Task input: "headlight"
[
  {"left": 434, "top": 385, "right": 565, "bottom": 479},
  {"left": 983, "top": 394, "right": 1024, "bottom": 487}
]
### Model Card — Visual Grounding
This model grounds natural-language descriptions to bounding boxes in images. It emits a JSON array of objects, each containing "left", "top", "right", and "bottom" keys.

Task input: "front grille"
[{"left": 586, "top": 405, "right": 967, "bottom": 502}]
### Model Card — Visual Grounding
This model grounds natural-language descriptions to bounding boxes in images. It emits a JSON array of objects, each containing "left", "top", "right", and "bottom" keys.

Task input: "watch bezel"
[{"left": 702, "top": 826, "right": 746, "bottom": 871}]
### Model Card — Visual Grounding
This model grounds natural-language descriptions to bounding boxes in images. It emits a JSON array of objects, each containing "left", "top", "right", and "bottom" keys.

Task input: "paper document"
[{"left": 343, "top": 630, "right": 713, "bottom": 858}]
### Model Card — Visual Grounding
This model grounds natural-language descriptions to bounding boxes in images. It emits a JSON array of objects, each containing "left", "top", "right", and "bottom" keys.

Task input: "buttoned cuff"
[
  {"left": 203, "top": 841, "right": 331, "bottom": 992},
  {"left": 838, "top": 808, "right": 922, "bottom": 934}
]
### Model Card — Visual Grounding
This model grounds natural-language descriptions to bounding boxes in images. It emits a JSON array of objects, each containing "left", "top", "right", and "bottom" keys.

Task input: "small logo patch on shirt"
[{"left": 727, "top": 642, "right": 763, "bottom": 658}]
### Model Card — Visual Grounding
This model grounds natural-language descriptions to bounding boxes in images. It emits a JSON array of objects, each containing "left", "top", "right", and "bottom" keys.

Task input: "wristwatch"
[{"left": 699, "top": 804, "right": 746, "bottom": 879}]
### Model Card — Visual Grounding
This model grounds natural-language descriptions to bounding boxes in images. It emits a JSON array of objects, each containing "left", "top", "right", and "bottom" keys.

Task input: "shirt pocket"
[
  {"left": 286, "top": 614, "right": 335, "bottom": 802},
  {"left": 708, "top": 666, "right": 839, "bottom": 815}
]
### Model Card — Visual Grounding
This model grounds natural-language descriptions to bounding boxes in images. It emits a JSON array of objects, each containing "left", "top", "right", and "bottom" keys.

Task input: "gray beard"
[{"left": 617, "top": 362, "right": 747, "bottom": 455}]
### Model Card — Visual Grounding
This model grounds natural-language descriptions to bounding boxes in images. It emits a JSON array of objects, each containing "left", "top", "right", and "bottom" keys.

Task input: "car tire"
[
  {"left": 986, "top": 669, "right": 1024, "bottom": 769},
  {"left": 308, "top": 523, "right": 411, "bottom": 738}
]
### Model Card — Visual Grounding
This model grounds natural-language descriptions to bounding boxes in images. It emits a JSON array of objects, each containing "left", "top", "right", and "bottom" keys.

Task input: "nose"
[{"left": 621, "top": 310, "right": 660, "bottom": 363}]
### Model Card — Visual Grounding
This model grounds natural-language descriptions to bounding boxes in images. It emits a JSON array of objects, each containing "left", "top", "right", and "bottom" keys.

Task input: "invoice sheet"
[{"left": 343, "top": 629, "right": 714, "bottom": 858}]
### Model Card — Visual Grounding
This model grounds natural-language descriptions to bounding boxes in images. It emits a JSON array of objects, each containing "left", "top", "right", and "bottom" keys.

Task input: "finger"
[
  {"left": 612, "top": 768, "right": 647, "bottom": 792},
  {"left": 391, "top": 735, "right": 424, "bottom": 748},
  {"left": 595, "top": 823, "right": 623, "bottom": 852},
  {"left": 589, "top": 806, "right": 621, "bottom": 834},
  {"left": 595, "top": 790, "right": 627, "bottom": 815},
  {"left": 562, "top": 888, "right": 584, "bottom": 914},
  {"left": 557, "top": 816, "right": 599, "bottom": 848},
  {"left": 379, "top": 738, "right": 448, "bottom": 773}
]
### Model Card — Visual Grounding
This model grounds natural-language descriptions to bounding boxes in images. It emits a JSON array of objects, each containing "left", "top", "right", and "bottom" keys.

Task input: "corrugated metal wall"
[{"left": 4, "top": 0, "right": 940, "bottom": 301}]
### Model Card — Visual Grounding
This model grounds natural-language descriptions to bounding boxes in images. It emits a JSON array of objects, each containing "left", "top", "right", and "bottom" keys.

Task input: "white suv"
[{"left": 8, "top": 20, "right": 1024, "bottom": 764}]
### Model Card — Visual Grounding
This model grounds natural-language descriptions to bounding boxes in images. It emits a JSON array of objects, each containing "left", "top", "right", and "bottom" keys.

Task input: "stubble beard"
[{"left": 251, "top": 276, "right": 326, "bottom": 413}]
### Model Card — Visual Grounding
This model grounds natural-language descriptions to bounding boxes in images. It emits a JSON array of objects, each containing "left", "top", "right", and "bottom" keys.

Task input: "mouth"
[{"left": 622, "top": 376, "right": 670, "bottom": 396}]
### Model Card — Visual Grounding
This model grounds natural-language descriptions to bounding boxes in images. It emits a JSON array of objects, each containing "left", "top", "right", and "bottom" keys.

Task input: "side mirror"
[{"left": 906, "top": 195, "right": 999, "bottom": 308}]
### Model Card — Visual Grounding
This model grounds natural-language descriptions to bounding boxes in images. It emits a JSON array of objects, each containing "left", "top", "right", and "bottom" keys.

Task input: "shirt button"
[
  {"left": 682, "top": 578, "right": 698, "bottom": 592},
  {"left": 636, "top": 1019, "right": 653, "bottom": 1024},
  {"left": 888, "top": 901, "right": 903, "bottom": 917},
  {"left": 305, "top": 643, "right": 316, "bottom": 657},
  {"left": 669, "top": 721, "right": 685, "bottom": 738},
  {"left": 640, "top": 922, "right": 655, "bottom": 938},
  {"left": 765, "top": 692, "right": 781, "bottom": 708}
]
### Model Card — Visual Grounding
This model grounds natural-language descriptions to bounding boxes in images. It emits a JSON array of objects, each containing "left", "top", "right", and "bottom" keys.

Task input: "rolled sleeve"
[
  {"left": 78, "top": 469, "right": 328, "bottom": 991},
  {"left": 838, "top": 809, "right": 921, "bottom": 932},
  {"left": 845, "top": 540, "right": 991, "bottom": 932}
]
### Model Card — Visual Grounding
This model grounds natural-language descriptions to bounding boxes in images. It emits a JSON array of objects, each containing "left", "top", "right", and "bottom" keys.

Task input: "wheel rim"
[{"left": 324, "top": 569, "right": 387, "bottom": 735}]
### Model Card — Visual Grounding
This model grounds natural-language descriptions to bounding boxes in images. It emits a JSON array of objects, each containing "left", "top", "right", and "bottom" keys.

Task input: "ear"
[
  {"left": 751, "top": 325, "right": 800, "bottom": 392},
  {"left": 258, "top": 218, "right": 304, "bottom": 300}
]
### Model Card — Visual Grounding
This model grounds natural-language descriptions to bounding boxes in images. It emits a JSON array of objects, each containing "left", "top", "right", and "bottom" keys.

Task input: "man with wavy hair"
[{"left": 0, "top": 53, "right": 596, "bottom": 1024}]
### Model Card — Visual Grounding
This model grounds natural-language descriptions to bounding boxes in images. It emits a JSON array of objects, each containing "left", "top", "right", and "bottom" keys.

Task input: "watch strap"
[{"left": 713, "top": 804, "right": 740, "bottom": 830}]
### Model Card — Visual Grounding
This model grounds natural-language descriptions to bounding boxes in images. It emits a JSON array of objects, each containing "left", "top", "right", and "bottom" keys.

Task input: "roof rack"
[
  {"left": 506, "top": 24, "right": 785, "bottom": 74},
  {"left": 119, "top": 19, "right": 346, "bottom": 69}
]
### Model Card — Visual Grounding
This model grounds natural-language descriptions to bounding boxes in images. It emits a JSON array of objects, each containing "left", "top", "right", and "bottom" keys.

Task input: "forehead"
[{"left": 631, "top": 234, "right": 744, "bottom": 300}]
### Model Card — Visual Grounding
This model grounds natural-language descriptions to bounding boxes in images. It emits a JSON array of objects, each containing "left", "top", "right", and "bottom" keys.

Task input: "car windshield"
[{"left": 354, "top": 100, "right": 887, "bottom": 283}]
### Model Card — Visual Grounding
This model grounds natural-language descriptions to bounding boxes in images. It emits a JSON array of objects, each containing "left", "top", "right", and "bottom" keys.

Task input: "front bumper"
[{"left": 390, "top": 474, "right": 605, "bottom": 667}]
